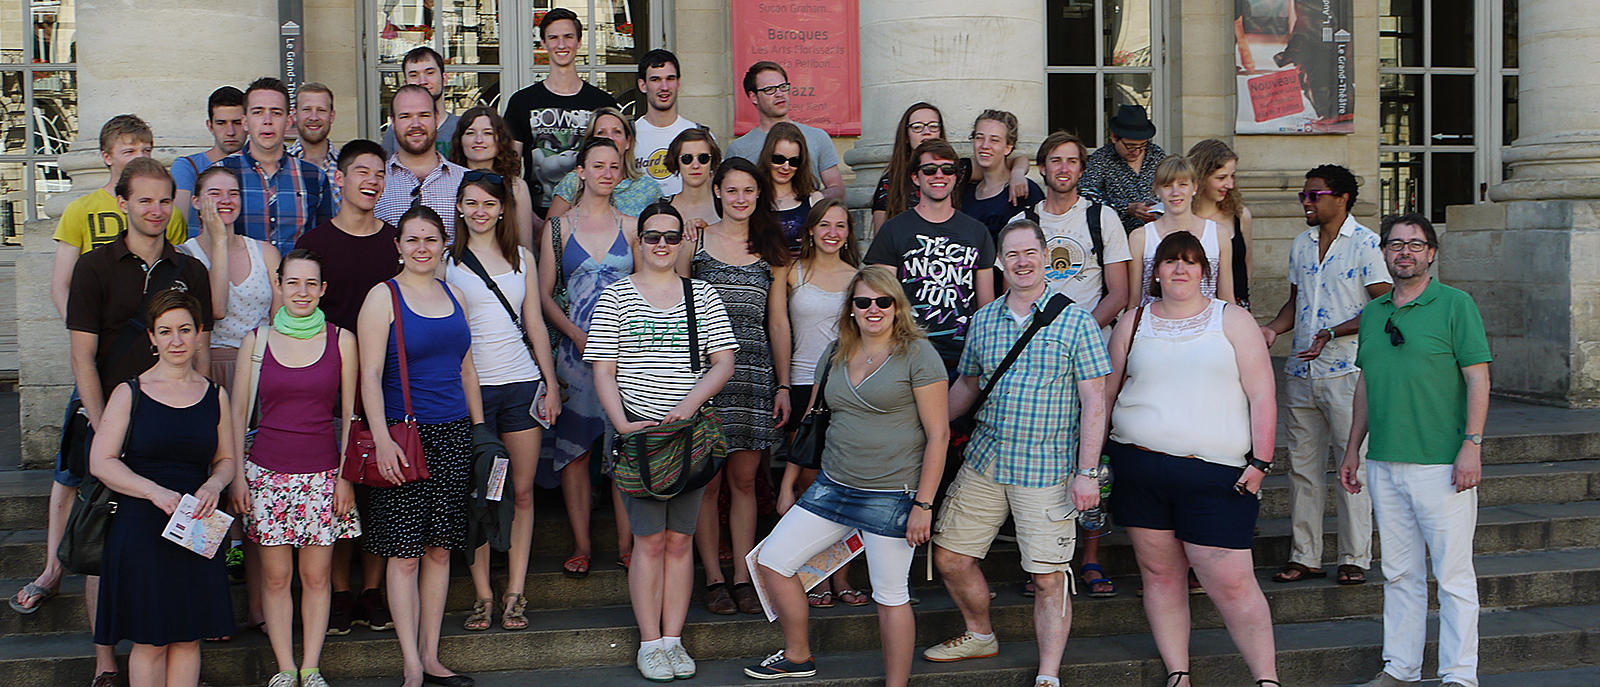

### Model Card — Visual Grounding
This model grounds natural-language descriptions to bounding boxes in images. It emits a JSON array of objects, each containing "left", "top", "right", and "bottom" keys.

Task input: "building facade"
[{"left": 8, "top": 0, "right": 1598, "bottom": 464}]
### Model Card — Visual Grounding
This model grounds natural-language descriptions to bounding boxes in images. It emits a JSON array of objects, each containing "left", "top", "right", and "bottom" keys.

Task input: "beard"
[
  {"left": 397, "top": 126, "right": 435, "bottom": 156},
  {"left": 298, "top": 126, "right": 329, "bottom": 146}
]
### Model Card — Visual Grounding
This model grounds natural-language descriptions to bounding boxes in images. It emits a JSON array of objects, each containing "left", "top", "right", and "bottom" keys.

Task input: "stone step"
[
  {"left": 2, "top": 549, "right": 1597, "bottom": 685},
  {"left": 11, "top": 600, "right": 1596, "bottom": 687}
]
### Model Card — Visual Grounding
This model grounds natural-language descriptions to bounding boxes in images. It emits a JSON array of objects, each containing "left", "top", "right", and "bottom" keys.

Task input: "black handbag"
[
  {"left": 786, "top": 341, "right": 837, "bottom": 470},
  {"left": 57, "top": 378, "right": 141, "bottom": 576}
]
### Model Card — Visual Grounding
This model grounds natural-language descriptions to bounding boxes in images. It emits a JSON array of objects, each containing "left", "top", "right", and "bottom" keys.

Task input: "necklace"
[{"left": 864, "top": 344, "right": 892, "bottom": 365}]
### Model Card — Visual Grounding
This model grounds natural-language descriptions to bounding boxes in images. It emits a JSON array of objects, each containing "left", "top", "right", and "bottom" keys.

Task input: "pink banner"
[{"left": 731, "top": 0, "right": 861, "bottom": 137}]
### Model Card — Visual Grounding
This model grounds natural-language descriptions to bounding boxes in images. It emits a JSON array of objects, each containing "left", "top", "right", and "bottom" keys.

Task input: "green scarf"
[{"left": 272, "top": 306, "right": 326, "bottom": 339}]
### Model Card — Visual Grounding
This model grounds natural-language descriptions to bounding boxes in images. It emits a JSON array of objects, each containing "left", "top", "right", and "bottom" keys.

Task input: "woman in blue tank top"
[{"left": 356, "top": 206, "right": 485, "bottom": 687}]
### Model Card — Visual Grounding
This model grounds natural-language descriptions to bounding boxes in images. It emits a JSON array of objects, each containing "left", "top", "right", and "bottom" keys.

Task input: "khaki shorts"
[{"left": 932, "top": 464, "right": 1077, "bottom": 574}]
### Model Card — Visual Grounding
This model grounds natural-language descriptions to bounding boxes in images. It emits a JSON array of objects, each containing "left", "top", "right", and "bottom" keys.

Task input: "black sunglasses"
[
  {"left": 771, "top": 153, "right": 803, "bottom": 169},
  {"left": 641, "top": 230, "right": 684, "bottom": 245},
  {"left": 918, "top": 163, "right": 959, "bottom": 177},
  {"left": 1385, "top": 317, "right": 1405, "bottom": 347},
  {"left": 679, "top": 152, "right": 712, "bottom": 166},
  {"left": 852, "top": 296, "right": 895, "bottom": 310},
  {"left": 463, "top": 170, "right": 504, "bottom": 185},
  {"left": 409, "top": 183, "right": 422, "bottom": 208}
]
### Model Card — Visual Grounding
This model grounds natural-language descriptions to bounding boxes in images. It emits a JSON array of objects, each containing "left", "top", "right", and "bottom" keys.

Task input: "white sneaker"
[
  {"left": 267, "top": 672, "right": 298, "bottom": 687},
  {"left": 637, "top": 646, "right": 675, "bottom": 683},
  {"left": 921, "top": 631, "right": 1000, "bottom": 662},
  {"left": 1357, "top": 672, "right": 1421, "bottom": 687},
  {"left": 300, "top": 672, "right": 331, "bottom": 687},
  {"left": 665, "top": 643, "right": 697, "bottom": 679}
]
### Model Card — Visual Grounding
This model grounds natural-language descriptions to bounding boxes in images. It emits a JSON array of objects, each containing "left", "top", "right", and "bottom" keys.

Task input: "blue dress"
[
  {"left": 543, "top": 229, "right": 634, "bottom": 483},
  {"left": 96, "top": 382, "right": 234, "bottom": 646}
]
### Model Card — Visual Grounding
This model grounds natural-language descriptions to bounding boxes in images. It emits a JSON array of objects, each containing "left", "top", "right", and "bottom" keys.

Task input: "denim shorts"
[
  {"left": 479, "top": 380, "right": 540, "bottom": 434},
  {"left": 795, "top": 471, "right": 914, "bottom": 539}
]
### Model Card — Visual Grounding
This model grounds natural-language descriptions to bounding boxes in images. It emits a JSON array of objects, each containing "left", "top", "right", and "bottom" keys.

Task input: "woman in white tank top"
[
  {"left": 1125, "top": 157, "right": 1235, "bottom": 311},
  {"left": 1103, "top": 230, "right": 1278, "bottom": 687}
]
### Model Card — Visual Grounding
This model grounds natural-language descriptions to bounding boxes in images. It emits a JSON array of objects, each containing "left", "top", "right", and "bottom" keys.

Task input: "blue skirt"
[{"left": 795, "top": 471, "right": 914, "bottom": 539}]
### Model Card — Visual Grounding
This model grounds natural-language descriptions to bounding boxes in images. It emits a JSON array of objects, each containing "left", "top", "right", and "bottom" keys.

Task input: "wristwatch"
[
  {"left": 1075, "top": 466, "right": 1101, "bottom": 479},
  {"left": 912, "top": 500, "right": 933, "bottom": 511},
  {"left": 1465, "top": 433, "right": 1484, "bottom": 445}
]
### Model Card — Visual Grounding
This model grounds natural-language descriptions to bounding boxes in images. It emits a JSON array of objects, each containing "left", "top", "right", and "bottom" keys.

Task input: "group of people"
[{"left": 12, "top": 9, "right": 1492, "bottom": 687}]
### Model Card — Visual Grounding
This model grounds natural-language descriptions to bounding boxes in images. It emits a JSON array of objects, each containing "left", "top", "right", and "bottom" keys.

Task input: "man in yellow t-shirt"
[{"left": 49, "top": 114, "right": 188, "bottom": 319}]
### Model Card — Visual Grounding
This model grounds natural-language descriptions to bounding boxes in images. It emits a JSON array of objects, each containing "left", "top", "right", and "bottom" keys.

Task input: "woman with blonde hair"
[
  {"left": 546, "top": 107, "right": 664, "bottom": 218},
  {"left": 1188, "top": 138, "right": 1254, "bottom": 309},
  {"left": 1126, "top": 156, "right": 1235, "bottom": 310},
  {"left": 746, "top": 267, "right": 949, "bottom": 685}
]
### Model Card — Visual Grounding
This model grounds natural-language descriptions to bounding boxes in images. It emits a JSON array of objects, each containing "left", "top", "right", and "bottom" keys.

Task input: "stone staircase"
[{"left": 1, "top": 402, "right": 1598, "bottom": 686}]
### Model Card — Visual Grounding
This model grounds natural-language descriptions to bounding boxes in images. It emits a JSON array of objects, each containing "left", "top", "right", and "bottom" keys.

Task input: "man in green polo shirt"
[{"left": 1339, "top": 212, "right": 1491, "bottom": 687}]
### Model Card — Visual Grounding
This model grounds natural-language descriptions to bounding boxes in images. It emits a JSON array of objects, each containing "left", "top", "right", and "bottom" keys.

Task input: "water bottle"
[{"left": 1077, "top": 458, "right": 1114, "bottom": 534}]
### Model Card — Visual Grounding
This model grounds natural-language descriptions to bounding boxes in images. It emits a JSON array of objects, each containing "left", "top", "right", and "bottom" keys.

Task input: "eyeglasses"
[
  {"left": 679, "top": 152, "right": 712, "bottom": 166},
  {"left": 640, "top": 230, "right": 684, "bottom": 245},
  {"left": 907, "top": 121, "right": 941, "bottom": 134},
  {"left": 463, "top": 170, "right": 503, "bottom": 185},
  {"left": 754, "top": 82, "right": 790, "bottom": 96},
  {"left": 770, "top": 153, "right": 803, "bottom": 169},
  {"left": 1385, "top": 317, "right": 1405, "bottom": 347},
  {"left": 1382, "top": 238, "right": 1433, "bottom": 253},
  {"left": 1115, "top": 138, "right": 1149, "bottom": 152},
  {"left": 918, "top": 163, "right": 960, "bottom": 177},
  {"left": 852, "top": 296, "right": 896, "bottom": 310}
]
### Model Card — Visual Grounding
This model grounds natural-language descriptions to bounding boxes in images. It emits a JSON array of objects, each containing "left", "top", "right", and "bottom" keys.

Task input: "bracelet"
[
  {"left": 1246, "top": 456, "right": 1272, "bottom": 473},
  {"left": 776, "top": 385, "right": 791, "bottom": 391}
]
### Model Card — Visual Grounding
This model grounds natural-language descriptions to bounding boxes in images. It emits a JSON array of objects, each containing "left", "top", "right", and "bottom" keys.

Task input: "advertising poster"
[
  {"left": 1234, "top": 0, "right": 1353, "bottom": 134},
  {"left": 731, "top": 0, "right": 861, "bottom": 136}
]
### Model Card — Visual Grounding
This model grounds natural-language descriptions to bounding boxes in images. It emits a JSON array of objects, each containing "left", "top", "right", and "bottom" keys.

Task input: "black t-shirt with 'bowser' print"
[{"left": 864, "top": 210, "right": 995, "bottom": 365}]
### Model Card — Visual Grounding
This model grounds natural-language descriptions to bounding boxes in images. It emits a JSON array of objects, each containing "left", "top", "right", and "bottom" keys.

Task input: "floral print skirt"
[{"left": 244, "top": 460, "right": 363, "bottom": 547}]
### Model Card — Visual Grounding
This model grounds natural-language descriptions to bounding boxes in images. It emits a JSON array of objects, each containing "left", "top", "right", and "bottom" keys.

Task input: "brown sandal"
[
  {"left": 463, "top": 598, "right": 492, "bottom": 631},
  {"left": 1272, "top": 561, "right": 1327, "bottom": 583},
  {"left": 1337, "top": 564, "right": 1367, "bottom": 585},
  {"left": 501, "top": 593, "right": 528, "bottom": 630}
]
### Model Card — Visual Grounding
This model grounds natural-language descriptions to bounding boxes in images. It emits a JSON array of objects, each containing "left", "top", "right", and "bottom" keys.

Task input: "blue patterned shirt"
[
  {"left": 218, "top": 148, "right": 336, "bottom": 255},
  {"left": 957, "top": 292, "right": 1114, "bottom": 487},
  {"left": 1285, "top": 215, "right": 1390, "bottom": 379}
]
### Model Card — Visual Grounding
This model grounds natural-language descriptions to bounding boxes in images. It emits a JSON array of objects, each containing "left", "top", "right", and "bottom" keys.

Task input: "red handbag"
[{"left": 342, "top": 281, "right": 430, "bottom": 487}]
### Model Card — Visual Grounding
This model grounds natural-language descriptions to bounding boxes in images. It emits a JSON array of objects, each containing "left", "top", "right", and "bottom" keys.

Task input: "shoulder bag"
[
  {"left": 612, "top": 278, "right": 728, "bottom": 501},
  {"left": 545, "top": 216, "right": 569, "bottom": 351},
  {"left": 57, "top": 378, "right": 141, "bottom": 576},
  {"left": 951, "top": 292, "right": 1072, "bottom": 438},
  {"left": 341, "top": 282, "right": 429, "bottom": 487},
  {"left": 785, "top": 341, "right": 837, "bottom": 470}
]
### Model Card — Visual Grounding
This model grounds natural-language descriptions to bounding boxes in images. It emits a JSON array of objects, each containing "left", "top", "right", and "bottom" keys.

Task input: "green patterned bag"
[{"left": 612, "top": 406, "right": 727, "bottom": 501}]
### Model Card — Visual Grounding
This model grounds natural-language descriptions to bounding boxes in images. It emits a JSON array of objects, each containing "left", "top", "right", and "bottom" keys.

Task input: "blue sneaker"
[{"left": 744, "top": 651, "right": 817, "bottom": 680}]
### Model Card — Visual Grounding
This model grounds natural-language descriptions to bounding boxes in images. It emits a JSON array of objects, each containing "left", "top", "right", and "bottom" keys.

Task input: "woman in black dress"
[{"left": 91, "top": 289, "right": 237, "bottom": 687}]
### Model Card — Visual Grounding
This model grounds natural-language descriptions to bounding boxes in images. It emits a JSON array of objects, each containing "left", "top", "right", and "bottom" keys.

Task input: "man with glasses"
[
  {"left": 1080, "top": 105, "right": 1166, "bottom": 232},
  {"left": 374, "top": 84, "right": 467, "bottom": 243},
  {"left": 503, "top": 7, "right": 618, "bottom": 217},
  {"left": 726, "top": 61, "right": 844, "bottom": 200},
  {"left": 1259, "top": 164, "right": 1389, "bottom": 587},
  {"left": 633, "top": 49, "right": 702, "bottom": 196},
  {"left": 219, "top": 77, "right": 336, "bottom": 254},
  {"left": 865, "top": 139, "right": 996, "bottom": 370},
  {"left": 1339, "top": 212, "right": 1490, "bottom": 687}
]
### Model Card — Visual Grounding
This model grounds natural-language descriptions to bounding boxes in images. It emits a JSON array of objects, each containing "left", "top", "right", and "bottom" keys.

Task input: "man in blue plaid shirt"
[
  {"left": 923, "top": 219, "right": 1112, "bottom": 687},
  {"left": 219, "top": 77, "right": 336, "bottom": 255}
]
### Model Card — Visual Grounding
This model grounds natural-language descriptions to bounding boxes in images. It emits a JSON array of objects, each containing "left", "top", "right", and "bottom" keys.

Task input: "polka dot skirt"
[{"left": 363, "top": 418, "right": 473, "bottom": 559}]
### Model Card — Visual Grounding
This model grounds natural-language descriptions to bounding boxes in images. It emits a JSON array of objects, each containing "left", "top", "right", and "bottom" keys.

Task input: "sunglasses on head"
[
  {"left": 852, "top": 296, "right": 895, "bottom": 310},
  {"left": 463, "top": 170, "right": 504, "bottom": 185},
  {"left": 679, "top": 152, "right": 712, "bottom": 166},
  {"left": 640, "top": 230, "right": 684, "bottom": 245},
  {"left": 918, "top": 163, "right": 959, "bottom": 177},
  {"left": 771, "top": 153, "right": 803, "bottom": 169}
]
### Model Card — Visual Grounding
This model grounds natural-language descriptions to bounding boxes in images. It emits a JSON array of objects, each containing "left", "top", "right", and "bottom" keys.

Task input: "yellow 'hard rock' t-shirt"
[{"left": 51, "top": 188, "right": 188, "bottom": 254}]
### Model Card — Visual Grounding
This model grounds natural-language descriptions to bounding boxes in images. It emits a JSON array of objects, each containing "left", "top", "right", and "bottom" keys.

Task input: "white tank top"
[
  {"left": 787, "top": 262, "right": 845, "bottom": 385},
  {"left": 444, "top": 246, "right": 541, "bottom": 386},
  {"left": 1139, "top": 219, "right": 1221, "bottom": 307},
  {"left": 1110, "top": 299, "right": 1251, "bottom": 467},
  {"left": 179, "top": 237, "right": 273, "bottom": 349}
]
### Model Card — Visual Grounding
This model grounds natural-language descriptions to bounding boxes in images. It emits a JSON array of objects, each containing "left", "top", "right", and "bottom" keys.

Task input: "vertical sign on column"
[
  {"left": 731, "top": 0, "right": 860, "bottom": 137},
  {"left": 280, "top": 0, "right": 304, "bottom": 103}
]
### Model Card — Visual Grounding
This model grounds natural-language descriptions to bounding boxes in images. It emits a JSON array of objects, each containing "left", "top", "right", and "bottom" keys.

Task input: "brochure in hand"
[{"left": 160, "top": 493, "right": 235, "bottom": 558}]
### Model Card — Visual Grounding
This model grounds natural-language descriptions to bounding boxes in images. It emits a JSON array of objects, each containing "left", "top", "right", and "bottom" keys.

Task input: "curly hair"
[
  {"left": 448, "top": 107, "right": 522, "bottom": 179},
  {"left": 1306, "top": 163, "right": 1359, "bottom": 207},
  {"left": 1187, "top": 139, "right": 1244, "bottom": 217}
]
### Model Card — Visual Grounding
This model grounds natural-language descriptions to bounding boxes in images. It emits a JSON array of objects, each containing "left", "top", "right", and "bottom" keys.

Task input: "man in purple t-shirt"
[{"left": 294, "top": 139, "right": 399, "bottom": 331}]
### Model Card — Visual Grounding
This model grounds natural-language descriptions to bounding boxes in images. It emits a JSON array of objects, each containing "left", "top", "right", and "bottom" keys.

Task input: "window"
[
  {"left": 1, "top": 0, "right": 76, "bottom": 230},
  {"left": 1045, "top": 0, "right": 1163, "bottom": 148},
  {"left": 1378, "top": 0, "right": 1513, "bottom": 223},
  {"left": 363, "top": 1, "right": 653, "bottom": 137}
]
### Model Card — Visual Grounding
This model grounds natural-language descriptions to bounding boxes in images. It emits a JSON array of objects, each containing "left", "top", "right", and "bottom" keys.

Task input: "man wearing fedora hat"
[{"left": 1081, "top": 105, "right": 1167, "bottom": 232}]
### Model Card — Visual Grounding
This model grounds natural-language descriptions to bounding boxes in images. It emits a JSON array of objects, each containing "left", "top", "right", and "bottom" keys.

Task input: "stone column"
[
  {"left": 841, "top": 1, "right": 1046, "bottom": 222},
  {"left": 1447, "top": 9, "right": 1600, "bottom": 407},
  {"left": 19, "top": 0, "right": 277, "bottom": 466}
]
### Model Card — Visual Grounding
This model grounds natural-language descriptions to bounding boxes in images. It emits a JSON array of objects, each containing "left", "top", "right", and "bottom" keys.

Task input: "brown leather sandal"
[
  {"left": 501, "top": 593, "right": 528, "bottom": 630},
  {"left": 463, "top": 598, "right": 492, "bottom": 631},
  {"left": 1272, "top": 561, "right": 1327, "bottom": 583}
]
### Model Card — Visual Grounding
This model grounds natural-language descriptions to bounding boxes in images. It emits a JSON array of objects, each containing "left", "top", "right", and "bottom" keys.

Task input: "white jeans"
[
  {"left": 1368, "top": 460, "right": 1479, "bottom": 687},
  {"left": 757, "top": 505, "right": 916, "bottom": 606},
  {"left": 1285, "top": 374, "right": 1373, "bottom": 568}
]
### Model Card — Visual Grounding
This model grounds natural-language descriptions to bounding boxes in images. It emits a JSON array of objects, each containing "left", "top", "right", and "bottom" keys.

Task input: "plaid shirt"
[
  {"left": 218, "top": 148, "right": 335, "bottom": 255},
  {"left": 956, "top": 292, "right": 1114, "bottom": 487},
  {"left": 374, "top": 153, "right": 468, "bottom": 244},
  {"left": 287, "top": 139, "right": 341, "bottom": 208}
]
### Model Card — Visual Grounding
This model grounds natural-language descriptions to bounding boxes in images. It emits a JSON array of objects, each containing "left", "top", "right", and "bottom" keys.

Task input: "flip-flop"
[
  {"left": 1081, "top": 564, "right": 1117, "bottom": 598},
  {"left": 807, "top": 591, "right": 834, "bottom": 608},
  {"left": 617, "top": 553, "right": 632, "bottom": 571},
  {"left": 1271, "top": 561, "right": 1327, "bottom": 583},
  {"left": 1337, "top": 564, "right": 1367, "bottom": 585},
  {"left": 8, "top": 582, "right": 57, "bottom": 614},
  {"left": 563, "top": 554, "right": 591, "bottom": 578},
  {"left": 836, "top": 588, "right": 871, "bottom": 606}
]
